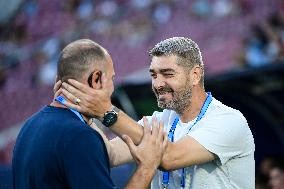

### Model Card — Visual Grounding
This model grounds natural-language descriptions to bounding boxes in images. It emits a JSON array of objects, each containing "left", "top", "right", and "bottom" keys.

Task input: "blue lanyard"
[
  {"left": 55, "top": 96, "right": 86, "bottom": 123},
  {"left": 162, "top": 92, "right": 213, "bottom": 188}
]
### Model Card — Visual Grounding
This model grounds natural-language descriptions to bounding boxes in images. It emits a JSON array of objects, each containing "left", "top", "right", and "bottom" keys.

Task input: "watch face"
[{"left": 102, "top": 111, "right": 118, "bottom": 127}]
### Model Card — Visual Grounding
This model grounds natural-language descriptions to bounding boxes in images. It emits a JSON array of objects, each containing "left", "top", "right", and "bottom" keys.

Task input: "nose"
[{"left": 152, "top": 77, "right": 166, "bottom": 90}]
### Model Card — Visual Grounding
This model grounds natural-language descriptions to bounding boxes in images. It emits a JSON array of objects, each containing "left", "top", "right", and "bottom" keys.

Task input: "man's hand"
[
  {"left": 123, "top": 117, "right": 168, "bottom": 189},
  {"left": 53, "top": 80, "right": 62, "bottom": 100},
  {"left": 122, "top": 117, "right": 168, "bottom": 170},
  {"left": 59, "top": 74, "right": 112, "bottom": 118}
]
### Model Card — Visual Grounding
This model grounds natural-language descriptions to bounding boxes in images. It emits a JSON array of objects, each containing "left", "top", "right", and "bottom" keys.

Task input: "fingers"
[
  {"left": 53, "top": 80, "right": 62, "bottom": 94},
  {"left": 151, "top": 117, "right": 158, "bottom": 137},
  {"left": 60, "top": 87, "right": 91, "bottom": 116},
  {"left": 67, "top": 79, "right": 91, "bottom": 94},
  {"left": 142, "top": 117, "right": 151, "bottom": 140},
  {"left": 142, "top": 116, "right": 164, "bottom": 140},
  {"left": 162, "top": 132, "right": 168, "bottom": 151},
  {"left": 61, "top": 100, "right": 81, "bottom": 112},
  {"left": 54, "top": 88, "right": 62, "bottom": 99},
  {"left": 61, "top": 88, "right": 80, "bottom": 104},
  {"left": 152, "top": 119, "right": 167, "bottom": 154},
  {"left": 158, "top": 120, "right": 164, "bottom": 142},
  {"left": 62, "top": 82, "right": 85, "bottom": 100}
]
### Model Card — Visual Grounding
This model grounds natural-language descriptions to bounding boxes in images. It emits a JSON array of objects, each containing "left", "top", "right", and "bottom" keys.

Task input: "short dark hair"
[
  {"left": 149, "top": 37, "right": 204, "bottom": 87},
  {"left": 57, "top": 39, "right": 107, "bottom": 82}
]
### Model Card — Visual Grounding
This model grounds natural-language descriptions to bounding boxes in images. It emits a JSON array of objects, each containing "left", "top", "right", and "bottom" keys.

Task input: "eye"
[
  {"left": 164, "top": 73, "right": 174, "bottom": 78},
  {"left": 150, "top": 73, "right": 157, "bottom": 78}
]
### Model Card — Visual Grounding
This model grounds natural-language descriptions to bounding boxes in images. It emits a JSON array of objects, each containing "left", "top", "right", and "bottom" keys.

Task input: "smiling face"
[{"left": 150, "top": 55, "right": 193, "bottom": 114}]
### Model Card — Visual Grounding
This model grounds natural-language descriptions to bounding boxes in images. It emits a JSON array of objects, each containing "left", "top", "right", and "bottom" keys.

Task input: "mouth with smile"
[
  {"left": 157, "top": 92, "right": 172, "bottom": 100},
  {"left": 155, "top": 87, "right": 174, "bottom": 101}
]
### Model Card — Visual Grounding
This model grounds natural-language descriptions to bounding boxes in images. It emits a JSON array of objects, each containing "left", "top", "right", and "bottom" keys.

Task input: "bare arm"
[
  {"left": 90, "top": 122, "right": 134, "bottom": 167},
  {"left": 92, "top": 117, "right": 214, "bottom": 170},
  {"left": 60, "top": 79, "right": 215, "bottom": 171},
  {"left": 102, "top": 112, "right": 214, "bottom": 170},
  {"left": 161, "top": 136, "right": 215, "bottom": 170},
  {"left": 124, "top": 165, "right": 156, "bottom": 189}
]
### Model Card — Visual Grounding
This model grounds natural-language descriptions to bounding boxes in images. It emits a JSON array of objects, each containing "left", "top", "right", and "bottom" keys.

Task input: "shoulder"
[
  {"left": 196, "top": 98, "right": 254, "bottom": 148},
  {"left": 192, "top": 98, "right": 252, "bottom": 143},
  {"left": 57, "top": 116, "right": 106, "bottom": 155},
  {"left": 189, "top": 99, "right": 254, "bottom": 162},
  {"left": 61, "top": 126, "right": 108, "bottom": 161},
  {"left": 206, "top": 98, "right": 248, "bottom": 127},
  {"left": 65, "top": 124, "right": 104, "bottom": 146}
]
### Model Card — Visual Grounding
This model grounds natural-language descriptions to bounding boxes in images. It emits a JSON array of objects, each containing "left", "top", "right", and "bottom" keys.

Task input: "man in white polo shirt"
[{"left": 60, "top": 37, "right": 255, "bottom": 189}]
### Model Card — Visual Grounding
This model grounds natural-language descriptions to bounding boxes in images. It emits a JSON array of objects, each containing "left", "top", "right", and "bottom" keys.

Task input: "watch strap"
[{"left": 102, "top": 106, "right": 120, "bottom": 127}]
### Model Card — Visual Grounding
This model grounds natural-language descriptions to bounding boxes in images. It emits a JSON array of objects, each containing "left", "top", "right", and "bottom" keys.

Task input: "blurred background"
[{"left": 0, "top": 0, "right": 284, "bottom": 188}]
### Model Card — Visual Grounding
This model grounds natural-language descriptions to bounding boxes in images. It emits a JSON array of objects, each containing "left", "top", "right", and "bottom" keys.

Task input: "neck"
[
  {"left": 179, "top": 89, "right": 207, "bottom": 123},
  {"left": 50, "top": 94, "right": 91, "bottom": 124}
]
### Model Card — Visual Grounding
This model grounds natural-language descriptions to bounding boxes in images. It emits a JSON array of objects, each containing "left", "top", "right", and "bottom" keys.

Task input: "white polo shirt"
[{"left": 138, "top": 97, "right": 255, "bottom": 189}]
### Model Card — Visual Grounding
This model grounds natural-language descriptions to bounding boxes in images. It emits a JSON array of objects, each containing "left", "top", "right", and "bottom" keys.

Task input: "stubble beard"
[{"left": 153, "top": 83, "right": 192, "bottom": 115}]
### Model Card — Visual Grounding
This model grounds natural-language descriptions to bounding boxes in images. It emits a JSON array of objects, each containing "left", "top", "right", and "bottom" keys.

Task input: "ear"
[
  {"left": 191, "top": 66, "right": 202, "bottom": 86},
  {"left": 89, "top": 70, "right": 102, "bottom": 89}
]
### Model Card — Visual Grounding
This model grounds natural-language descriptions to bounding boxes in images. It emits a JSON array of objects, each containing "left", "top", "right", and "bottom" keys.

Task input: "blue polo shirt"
[{"left": 12, "top": 106, "right": 115, "bottom": 189}]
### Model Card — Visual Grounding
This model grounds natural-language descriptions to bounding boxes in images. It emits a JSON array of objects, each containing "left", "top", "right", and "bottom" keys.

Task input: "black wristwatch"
[{"left": 102, "top": 106, "right": 120, "bottom": 127}]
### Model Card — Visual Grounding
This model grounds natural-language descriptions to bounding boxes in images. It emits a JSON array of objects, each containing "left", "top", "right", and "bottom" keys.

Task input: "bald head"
[{"left": 57, "top": 39, "right": 108, "bottom": 83}]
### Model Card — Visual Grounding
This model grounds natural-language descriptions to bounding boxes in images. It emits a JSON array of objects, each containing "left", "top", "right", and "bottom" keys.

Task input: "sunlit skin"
[
  {"left": 99, "top": 53, "right": 115, "bottom": 98},
  {"left": 150, "top": 55, "right": 193, "bottom": 115},
  {"left": 57, "top": 51, "right": 214, "bottom": 171}
]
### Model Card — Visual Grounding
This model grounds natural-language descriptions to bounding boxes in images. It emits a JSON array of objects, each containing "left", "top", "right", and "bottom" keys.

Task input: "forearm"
[
  {"left": 159, "top": 142, "right": 201, "bottom": 171},
  {"left": 159, "top": 137, "right": 215, "bottom": 171},
  {"left": 124, "top": 165, "right": 156, "bottom": 189},
  {"left": 106, "top": 110, "right": 175, "bottom": 170},
  {"left": 109, "top": 137, "right": 133, "bottom": 167},
  {"left": 159, "top": 142, "right": 177, "bottom": 171},
  {"left": 107, "top": 110, "right": 173, "bottom": 169},
  {"left": 110, "top": 111, "right": 144, "bottom": 145},
  {"left": 91, "top": 123, "right": 133, "bottom": 167}
]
